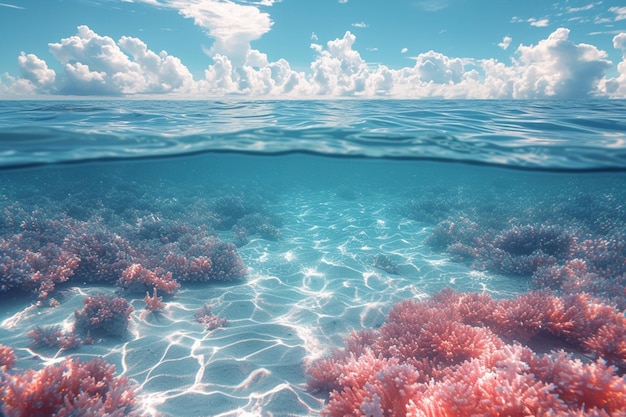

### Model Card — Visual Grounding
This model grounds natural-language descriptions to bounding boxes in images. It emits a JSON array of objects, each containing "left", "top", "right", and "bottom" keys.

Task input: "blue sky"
[{"left": 0, "top": 0, "right": 625, "bottom": 98}]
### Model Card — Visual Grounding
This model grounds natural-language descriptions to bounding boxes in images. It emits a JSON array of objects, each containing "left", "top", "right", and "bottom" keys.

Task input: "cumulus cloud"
[
  {"left": 412, "top": 51, "right": 465, "bottom": 84},
  {"left": 198, "top": 49, "right": 306, "bottom": 96},
  {"left": 0, "top": 26, "right": 619, "bottom": 98},
  {"left": 137, "top": 0, "right": 272, "bottom": 66},
  {"left": 308, "top": 31, "right": 372, "bottom": 95},
  {"left": 401, "top": 47, "right": 408, "bottom": 54},
  {"left": 498, "top": 36, "right": 512, "bottom": 50},
  {"left": 600, "top": 32, "right": 626, "bottom": 97},
  {"left": 18, "top": 52, "right": 56, "bottom": 89},
  {"left": 511, "top": 27, "right": 611, "bottom": 98},
  {"left": 18, "top": 25, "right": 193, "bottom": 95}
]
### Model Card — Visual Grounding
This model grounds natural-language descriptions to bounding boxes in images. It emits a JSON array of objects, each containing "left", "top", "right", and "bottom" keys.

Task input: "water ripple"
[{"left": 1, "top": 100, "right": 625, "bottom": 170}]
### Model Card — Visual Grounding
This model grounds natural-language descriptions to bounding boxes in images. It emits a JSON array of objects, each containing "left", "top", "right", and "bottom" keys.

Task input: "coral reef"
[
  {"left": 74, "top": 293, "right": 133, "bottom": 337},
  {"left": 119, "top": 263, "right": 180, "bottom": 295},
  {"left": 307, "top": 289, "right": 626, "bottom": 416},
  {"left": 0, "top": 344, "right": 16, "bottom": 370},
  {"left": 0, "top": 187, "right": 254, "bottom": 300},
  {"left": 1, "top": 355, "right": 142, "bottom": 417},
  {"left": 402, "top": 181, "right": 626, "bottom": 307}
]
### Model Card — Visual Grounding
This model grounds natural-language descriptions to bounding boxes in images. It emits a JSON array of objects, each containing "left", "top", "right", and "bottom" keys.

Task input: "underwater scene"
[{"left": 0, "top": 100, "right": 626, "bottom": 417}]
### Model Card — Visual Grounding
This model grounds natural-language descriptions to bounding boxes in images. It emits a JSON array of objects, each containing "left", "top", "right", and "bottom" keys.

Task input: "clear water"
[
  {"left": 0, "top": 100, "right": 625, "bottom": 416},
  {"left": 1, "top": 100, "right": 625, "bottom": 169}
]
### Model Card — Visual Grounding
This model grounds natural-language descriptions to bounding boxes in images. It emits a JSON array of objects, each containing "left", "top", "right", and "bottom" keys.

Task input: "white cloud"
[
  {"left": 308, "top": 31, "right": 372, "bottom": 95},
  {"left": 136, "top": 0, "right": 272, "bottom": 66},
  {"left": 18, "top": 52, "right": 56, "bottom": 89},
  {"left": 351, "top": 22, "right": 368, "bottom": 28},
  {"left": 0, "top": 2, "right": 24, "bottom": 9},
  {"left": 412, "top": 50, "right": 464, "bottom": 84},
  {"left": 528, "top": 18, "right": 550, "bottom": 27},
  {"left": 600, "top": 32, "right": 626, "bottom": 97},
  {"left": 338, "top": 0, "right": 348, "bottom": 3},
  {"left": 498, "top": 36, "right": 512, "bottom": 50},
  {"left": 22, "top": 25, "right": 194, "bottom": 95},
  {"left": 511, "top": 27, "right": 611, "bottom": 98},
  {"left": 0, "top": 26, "right": 619, "bottom": 99},
  {"left": 609, "top": 6, "right": 626, "bottom": 21},
  {"left": 401, "top": 47, "right": 408, "bottom": 54},
  {"left": 565, "top": 3, "right": 597, "bottom": 13}
]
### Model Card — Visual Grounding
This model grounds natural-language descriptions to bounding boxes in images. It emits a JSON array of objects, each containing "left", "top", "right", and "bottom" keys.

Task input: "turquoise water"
[
  {"left": 0, "top": 100, "right": 625, "bottom": 416},
  {"left": 2, "top": 100, "right": 626, "bottom": 169}
]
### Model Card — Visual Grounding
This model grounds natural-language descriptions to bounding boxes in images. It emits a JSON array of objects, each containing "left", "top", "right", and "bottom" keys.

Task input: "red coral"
[
  {"left": 143, "top": 288, "right": 165, "bottom": 313},
  {"left": 194, "top": 304, "right": 227, "bottom": 330},
  {"left": 1, "top": 357, "right": 141, "bottom": 417},
  {"left": 74, "top": 293, "right": 133, "bottom": 337},
  {"left": 408, "top": 349, "right": 567, "bottom": 417},
  {"left": 307, "top": 289, "right": 626, "bottom": 417},
  {"left": 120, "top": 263, "right": 180, "bottom": 295},
  {"left": 530, "top": 351, "right": 626, "bottom": 412},
  {"left": 0, "top": 238, "right": 79, "bottom": 299},
  {"left": 0, "top": 344, "right": 16, "bottom": 370}
]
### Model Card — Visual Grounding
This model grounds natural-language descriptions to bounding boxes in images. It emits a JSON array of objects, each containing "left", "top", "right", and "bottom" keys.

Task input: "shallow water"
[
  {"left": 1, "top": 100, "right": 626, "bottom": 169},
  {"left": 1, "top": 101, "right": 626, "bottom": 416}
]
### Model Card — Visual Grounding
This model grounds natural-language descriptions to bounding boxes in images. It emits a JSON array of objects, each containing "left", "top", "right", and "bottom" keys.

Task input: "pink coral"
[
  {"left": 120, "top": 263, "right": 180, "bottom": 295},
  {"left": 194, "top": 304, "right": 227, "bottom": 330},
  {"left": 307, "top": 289, "right": 626, "bottom": 417},
  {"left": 1, "top": 357, "right": 141, "bottom": 417},
  {"left": 143, "top": 288, "right": 165, "bottom": 313},
  {"left": 74, "top": 293, "right": 133, "bottom": 337},
  {"left": 0, "top": 344, "right": 16, "bottom": 370}
]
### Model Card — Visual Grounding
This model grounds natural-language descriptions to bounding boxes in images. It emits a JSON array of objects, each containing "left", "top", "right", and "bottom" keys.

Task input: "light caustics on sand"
[{"left": 1, "top": 190, "right": 520, "bottom": 416}]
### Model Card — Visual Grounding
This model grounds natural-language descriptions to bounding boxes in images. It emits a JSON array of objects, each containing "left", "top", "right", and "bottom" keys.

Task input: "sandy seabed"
[{"left": 0, "top": 188, "right": 528, "bottom": 417}]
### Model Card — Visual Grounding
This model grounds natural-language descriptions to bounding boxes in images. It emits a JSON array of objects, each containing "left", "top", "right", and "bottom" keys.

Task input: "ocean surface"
[{"left": 0, "top": 100, "right": 625, "bottom": 416}]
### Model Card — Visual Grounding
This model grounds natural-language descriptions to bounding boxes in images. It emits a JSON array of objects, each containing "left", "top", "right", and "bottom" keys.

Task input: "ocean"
[{"left": 0, "top": 100, "right": 625, "bottom": 416}]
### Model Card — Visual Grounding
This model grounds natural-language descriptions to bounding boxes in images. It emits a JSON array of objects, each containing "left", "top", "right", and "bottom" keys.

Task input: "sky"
[{"left": 0, "top": 0, "right": 625, "bottom": 99}]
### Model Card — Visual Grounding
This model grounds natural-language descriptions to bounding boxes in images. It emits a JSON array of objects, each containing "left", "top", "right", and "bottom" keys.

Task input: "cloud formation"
[
  {"left": 601, "top": 33, "right": 626, "bottom": 97},
  {"left": 498, "top": 36, "right": 512, "bottom": 50},
  {"left": 136, "top": 0, "right": 273, "bottom": 66},
  {"left": 44, "top": 25, "right": 194, "bottom": 95},
  {"left": 528, "top": 18, "right": 550, "bottom": 27},
  {"left": 1, "top": 24, "right": 625, "bottom": 99}
]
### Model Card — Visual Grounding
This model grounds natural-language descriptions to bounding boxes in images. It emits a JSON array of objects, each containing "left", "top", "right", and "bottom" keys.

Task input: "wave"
[{"left": 1, "top": 100, "right": 625, "bottom": 170}]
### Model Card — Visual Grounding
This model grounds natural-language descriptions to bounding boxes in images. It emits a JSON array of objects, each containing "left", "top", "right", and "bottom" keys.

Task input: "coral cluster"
[
  {"left": 307, "top": 289, "right": 626, "bottom": 416},
  {"left": 74, "top": 293, "right": 134, "bottom": 337},
  {"left": 402, "top": 180, "right": 626, "bottom": 308},
  {"left": 28, "top": 325, "right": 82, "bottom": 350},
  {"left": 195, "top": 303, "right": 227, "bottom": 330},
  {"left": 0, "top": 186, "right": 262, "bottom": 301},
  {"left": 0, "top": 344, "right": 16, "bottom": 370},
  {"left": 0, "top": 345, "right": 142, "bottom": 417},
  {"left": 143, "top": 288, "right": 165, "bottom": 312}
]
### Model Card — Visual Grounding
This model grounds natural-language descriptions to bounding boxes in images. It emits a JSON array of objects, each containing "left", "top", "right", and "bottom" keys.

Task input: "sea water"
[{"left": 0, "top": 100, "right": 625, "bottom": 416}]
